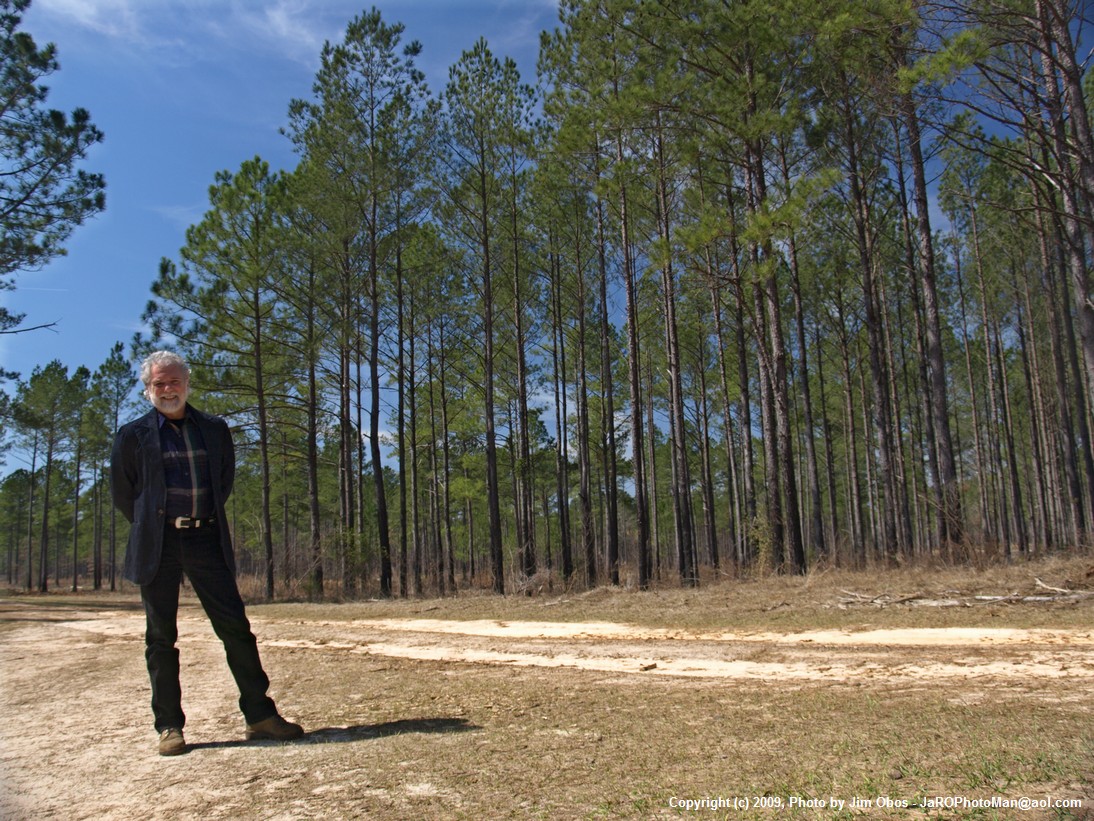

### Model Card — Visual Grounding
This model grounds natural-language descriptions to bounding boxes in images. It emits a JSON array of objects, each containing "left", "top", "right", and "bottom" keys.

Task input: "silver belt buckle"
[{"left": 174, "top": 516, "right": 192, "bottom": 529}]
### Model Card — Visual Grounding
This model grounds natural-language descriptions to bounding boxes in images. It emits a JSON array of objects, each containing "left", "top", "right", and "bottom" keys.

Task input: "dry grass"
[
  {"left": 239, "top": 554, "right": 1094, "bottom": 819},
  {"left": 2, "top": 554, "right": 1092, "bottom": 819},
  {"left": 252, "top": 553, "right": 1094, "bottom": 631}
]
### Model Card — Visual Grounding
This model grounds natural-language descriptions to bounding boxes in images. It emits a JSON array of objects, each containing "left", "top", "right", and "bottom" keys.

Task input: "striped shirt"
[{"left": 158, "top": 411, "right": 214, "bottom": 520}]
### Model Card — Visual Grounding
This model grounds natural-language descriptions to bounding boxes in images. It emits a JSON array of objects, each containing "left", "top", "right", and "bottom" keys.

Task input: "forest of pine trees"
[{"left": 3, "top": 0, "right": 1093, "bottom": 599}]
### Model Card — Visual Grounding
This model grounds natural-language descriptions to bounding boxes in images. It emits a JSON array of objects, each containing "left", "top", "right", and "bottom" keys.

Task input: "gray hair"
[{"left": 139, "top": 350, "right": 191, "bottom": 385}]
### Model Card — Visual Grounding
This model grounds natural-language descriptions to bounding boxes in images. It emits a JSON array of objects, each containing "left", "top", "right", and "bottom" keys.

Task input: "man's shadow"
[{"left": 187, "top": 717, "right": 479, "bottom": 751}]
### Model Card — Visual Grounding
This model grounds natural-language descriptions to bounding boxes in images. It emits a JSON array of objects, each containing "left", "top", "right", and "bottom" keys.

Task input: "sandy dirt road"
[{"left": 1, "top": 594, "right": 1091, "bottom": 819}]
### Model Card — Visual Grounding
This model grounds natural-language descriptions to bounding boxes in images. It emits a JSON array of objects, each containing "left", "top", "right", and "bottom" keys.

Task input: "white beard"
[{"left": 151, "top": 392, "right": 188, "bottom": 417}]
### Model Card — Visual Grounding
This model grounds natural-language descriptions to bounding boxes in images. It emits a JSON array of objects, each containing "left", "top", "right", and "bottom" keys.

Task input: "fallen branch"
[
  {"left": 838, "top": 590, "right": 893, "bottom": 605},
  {"left": 1034, "top": 578, "right": 1071, "bottom": 594},
  {"left": 836, "top": 586, "right": 1094, "bottom": 608},
  {"left": 974, "top": 591, "right": 1094, "bottom": 604}
]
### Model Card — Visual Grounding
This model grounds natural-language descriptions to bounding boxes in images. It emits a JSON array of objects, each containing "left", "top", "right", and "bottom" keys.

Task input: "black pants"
[{"left": 141, "top": 525, "right": 277, "bottom": 732}]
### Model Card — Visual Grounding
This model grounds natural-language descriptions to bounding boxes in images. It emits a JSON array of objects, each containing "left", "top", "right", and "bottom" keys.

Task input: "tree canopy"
[
  {"left": 0, "top": 0, "right": 105, "bottom": 336},
  {"left": 2, "top": 0, "right": 1093, "bottom": 599}
]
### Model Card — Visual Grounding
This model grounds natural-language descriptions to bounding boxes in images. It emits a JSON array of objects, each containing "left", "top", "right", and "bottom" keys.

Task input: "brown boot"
[
  {"left": 245, "top": 714, "right": 304, "bottom": 741},
  {"left": 158, "top": 727, "right": 186, "bottom": 756}
]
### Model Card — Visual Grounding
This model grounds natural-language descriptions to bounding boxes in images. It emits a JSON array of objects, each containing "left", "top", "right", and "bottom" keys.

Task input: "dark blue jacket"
[{"left": 110, "top": 405, "right": 236, "bottom": 585}]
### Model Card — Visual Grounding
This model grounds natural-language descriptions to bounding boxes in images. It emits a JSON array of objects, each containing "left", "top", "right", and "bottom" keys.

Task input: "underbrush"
[{"left": 247, "top": 552, "right": 1094, "bottom": 634}]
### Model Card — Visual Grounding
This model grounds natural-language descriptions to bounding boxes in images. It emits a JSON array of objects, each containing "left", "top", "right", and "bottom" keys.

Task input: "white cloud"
[
  {"left": 225, "top": 0, "right": 337, "bottom": 66},
  {"left": 31, "top": 0, "right": 338, "bottom": 66},
  {"left": 33, "top": 0, "right": 150, "bottom": 40},
  {"left": 149, "top": 202, "right": 206, "bottom": 230}
]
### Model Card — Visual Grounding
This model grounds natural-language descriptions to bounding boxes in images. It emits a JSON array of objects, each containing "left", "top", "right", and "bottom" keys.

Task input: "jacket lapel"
[{"left": 135, "top": 408, "right": 164, "bottom": 484}]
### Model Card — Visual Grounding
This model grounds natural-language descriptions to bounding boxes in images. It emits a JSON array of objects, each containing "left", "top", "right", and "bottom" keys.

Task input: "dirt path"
[
  {"left": 256, "top": 617, "right": 1094, "bottom": 682},
  {"left": 42, "top": 606, "right": 1094, "bottom": 682},
  {"left": 1, "top": 596, "right": 1091, "bottom": 819}
]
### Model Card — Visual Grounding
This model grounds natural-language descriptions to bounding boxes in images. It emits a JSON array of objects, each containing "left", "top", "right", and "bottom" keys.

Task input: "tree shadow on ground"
[{"left": 187, "top": 717, "right": 479, "bottom": 751}]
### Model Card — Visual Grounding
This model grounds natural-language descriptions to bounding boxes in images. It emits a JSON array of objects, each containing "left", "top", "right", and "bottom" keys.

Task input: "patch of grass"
[
  {"left": 233, "top": 556, "right": 1094, "bottom": 818},
  {"left": 5, "top": 554, "right": 1093, "bottom": 819},
  {"left": 249, "top": 553, "right": 1094, "bottom": 635}
]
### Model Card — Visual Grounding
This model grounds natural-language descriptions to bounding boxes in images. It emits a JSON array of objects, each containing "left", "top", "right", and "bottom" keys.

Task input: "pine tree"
[{"left": 0, "top": 0, "right": 104, "bottom": 335}]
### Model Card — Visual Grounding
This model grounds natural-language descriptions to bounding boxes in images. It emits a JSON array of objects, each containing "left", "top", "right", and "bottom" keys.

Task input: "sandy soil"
[
  {"left": 1, "top": 593, "right": 1091, "bottom": 819},
  {"left": 255, "top": 617, "right": 1094, "bottom": 681}
]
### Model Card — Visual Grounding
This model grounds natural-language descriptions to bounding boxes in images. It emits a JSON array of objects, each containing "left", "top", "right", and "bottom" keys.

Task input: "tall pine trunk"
[
  {"left": 252, "top": 285, "right": 275, "bottom": 600},
  {"left": 549, "top": 238, "right": 574, "bottom": 582},
  {"left": 478, "top": 163, "right": 505, "bottom": 594},
  {"left": 509, "top": 179, "right": 536, "bottom": 581},
  {"left": 654, "top": 125, "right": 696, "bottom": 586},
  {"left": 368, "top": 203, "right": 391, "bottom": 597},
  {"left": 844, "top": 98, "right": 900, "bottom": 561},
  {"left": 899, "top": 90, "right": 962, "bottom": 548}
]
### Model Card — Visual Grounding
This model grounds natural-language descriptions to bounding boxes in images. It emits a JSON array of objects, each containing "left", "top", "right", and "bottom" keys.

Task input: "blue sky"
[{"left": 2, "top": 0, "right": 557, "bottom": 385}]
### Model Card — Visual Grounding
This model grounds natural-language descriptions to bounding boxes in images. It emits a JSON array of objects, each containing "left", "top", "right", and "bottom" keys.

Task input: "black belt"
[{"left": 169, "top": 515, "right": 217, "bottom": 529}]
